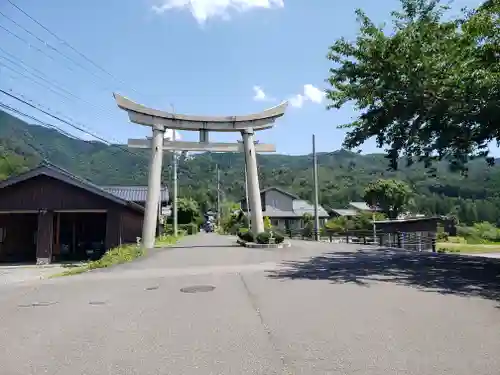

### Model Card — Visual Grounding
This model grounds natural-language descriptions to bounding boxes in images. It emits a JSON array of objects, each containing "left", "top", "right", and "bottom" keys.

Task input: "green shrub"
[
  {"left": 179, "top": 223, "right": 198, "bottom": 235},
  {"left": 256, "top": 231, "right": 271, "bottom": 244},
  {"left": 237, "top": 227, "right": 249, "bottom": 239},
  {"left": 239, "top": 230, "right": 255, "bottom": 243},
  {"left": 302, "top": 221, "right": 314, "bottom": 238},
  {"left": 273, "top": 231, "right": 285, "bottom": 244},
  {"left": 448, "top": 236, "right": 466, "bottom": 243},
  {"left": 436, "top": 231, "right": 449, "bottom": 241},
  {"left": 165, "top": 223, "right": 197, "bottom": 235}
]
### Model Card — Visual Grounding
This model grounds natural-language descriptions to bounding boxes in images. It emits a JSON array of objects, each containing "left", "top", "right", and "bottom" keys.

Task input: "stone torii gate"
[{"left": 113, "top": 93, "right": 288, "bottom": 249}]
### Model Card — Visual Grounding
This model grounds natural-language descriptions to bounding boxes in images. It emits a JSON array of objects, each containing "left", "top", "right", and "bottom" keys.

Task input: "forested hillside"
[{"left": 2, "top": 109, "right": 500, "bottom": 225}]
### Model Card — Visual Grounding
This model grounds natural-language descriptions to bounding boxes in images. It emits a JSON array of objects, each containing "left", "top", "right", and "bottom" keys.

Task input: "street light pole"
[
  {"left": 172, "top": 132, "right": 178, "bottom": 237},
  {"left": 216, "top": 164, "right": 221, "bottom": 229},
  {"left": 169, "top": 104, "right": 178, "bottom": 238},
  {"left": 312, "top": 134, "right": 320, "bottom": 241}
]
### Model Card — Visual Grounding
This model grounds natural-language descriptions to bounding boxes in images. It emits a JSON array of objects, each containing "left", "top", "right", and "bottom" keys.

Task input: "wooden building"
[{"left": 0, "top": 164, "right": 144, "bottom": 264}]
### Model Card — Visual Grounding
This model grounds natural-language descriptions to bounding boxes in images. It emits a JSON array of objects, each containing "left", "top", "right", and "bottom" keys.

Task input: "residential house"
[
  {"left": 240, "top": 187, "right": 329, "bottom": 230},
  {"left": 0, "top": 164, "right": 146, "bottom": 264},
  {"left": 100, "top": 185, "right": 169, "bottom": 208},
  {"left": 329, "top": 201, "right": 379, "bottom": 218},
  {"left": 348, "top": 201, "right": 379, "bottom": 212}
]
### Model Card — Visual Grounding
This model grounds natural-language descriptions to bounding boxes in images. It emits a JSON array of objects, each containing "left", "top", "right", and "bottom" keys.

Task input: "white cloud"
[
  {"left": 289, "top": 94, "right": 305, "bottom": 108},
  {"left": 303, "top": 84, "right": 325, "bottom": 104},
  {"left": 289, "top": 84, "right": 325, "bottom": 108},
  {"left": 252, "top": 85, "right": 275, "bottom": 102},
  {"left": 164, "top": 129, "right": 182, "bottom": 141},
  {"left": 152, "top": 0, "right": 284, "bottom": 23}
]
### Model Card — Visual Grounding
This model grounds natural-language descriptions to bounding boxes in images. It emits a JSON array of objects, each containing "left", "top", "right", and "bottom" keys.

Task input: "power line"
[
  {"left": 0, "top": 77, "right": 117, "bottom": 149},
  {"left": 0, "top": 22, "right": 119, "bottom": 93},
  {"left": 0, "top": 101, "right": 123, "bottom": 184},
  {"left": 0, "top": 55, "right": 119, "bottom": 124},
  {"left": 0, "top": 69, "right": 140, "bottom": 161},
  {"left": 5, "top": 0, "right": 149, "bottom": 98},
  {"left": 0, "top": 10, "right": 109, "bottom": 83},
  {"left": 0, "top": 101, "right": 144, "bottom": 178},
  {"left": 0, "top": 103, "right": 51, "bottom": 163},
  {"left": 0, "top": 89, "right": 141, "bottom": 158},
  {"left": 0, "top": 49, "right": 142, "bottom": 150}
]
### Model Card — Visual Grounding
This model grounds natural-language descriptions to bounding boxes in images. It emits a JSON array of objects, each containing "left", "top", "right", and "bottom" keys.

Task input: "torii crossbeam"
[{"left": 114, "top": 93, "right": 288, "bottom": 249}]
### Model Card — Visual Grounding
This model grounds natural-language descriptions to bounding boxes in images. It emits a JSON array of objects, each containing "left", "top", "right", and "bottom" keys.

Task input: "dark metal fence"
[{"left": 285, "top": 228, "right": 437, "bottom": 252}]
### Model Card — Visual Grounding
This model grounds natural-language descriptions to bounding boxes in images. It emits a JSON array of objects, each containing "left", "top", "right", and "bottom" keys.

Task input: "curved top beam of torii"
[{"left": 113, "top": 93, "right": 288, "bottom": 132}]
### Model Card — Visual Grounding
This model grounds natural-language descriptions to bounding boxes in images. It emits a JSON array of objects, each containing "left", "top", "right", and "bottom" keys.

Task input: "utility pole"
[
  {"left": 372, "top": 207, "right": 377, "bottom": 244},
  {"left": 216, "top": 164, "right": 221, "bottom": 229},
  {"left": 157, "top": 183, "right": 162, "bottom": 237},
  {"left": 172, "top": 130, "right": 178, "bottom": 237},
  {"left": 170, "top": 103, "right": 178, "bottom": 238},
  {"left": 312, "top": 134, "right": 320, "bottom": 241}
]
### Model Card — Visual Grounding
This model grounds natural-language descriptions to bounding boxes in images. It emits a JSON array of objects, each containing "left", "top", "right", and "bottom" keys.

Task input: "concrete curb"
[{"left": 236, "top": 239, "right": 291, "bottom": 249}]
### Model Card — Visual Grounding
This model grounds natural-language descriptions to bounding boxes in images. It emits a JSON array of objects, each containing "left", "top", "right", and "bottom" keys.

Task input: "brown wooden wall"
[
  {"left": 0, "top": 213, "right": 37, "bottom": 262},
  {"left": 120, "top": 209, "right": 144, "bottom": 244},
  {"left": 0, "top": 175, "right": 144, "bottom": 260},
  {"left": 0, "top": 175, "right": 121, "bottom": 211}
]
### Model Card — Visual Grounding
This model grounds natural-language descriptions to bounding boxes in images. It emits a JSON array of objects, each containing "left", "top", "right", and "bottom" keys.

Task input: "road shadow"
[{"left": 267, "top": 248, "right": 500, "bottom": 301}]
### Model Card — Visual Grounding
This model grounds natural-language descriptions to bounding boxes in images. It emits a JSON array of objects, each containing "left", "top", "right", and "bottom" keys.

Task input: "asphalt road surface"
[{"left": 1, "top": 234, "right": 499, "bottom": 375}]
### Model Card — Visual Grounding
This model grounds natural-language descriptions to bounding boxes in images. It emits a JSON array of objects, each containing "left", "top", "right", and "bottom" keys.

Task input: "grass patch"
[
  {"left": 52, "top": 235, "right": 179, "bottom": 278},
  {"left": 437, "top": 242, "right": 500, "bottom": 254},
  {"left": 155, "top": 234, "right": 182, "bottom": 247}
]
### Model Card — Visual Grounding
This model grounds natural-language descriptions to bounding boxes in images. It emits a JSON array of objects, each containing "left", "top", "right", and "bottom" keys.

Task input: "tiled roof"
[
  {"left": 349, "top": 201, "right": 376, "bottom": 211},
  {"left": 0, "top": 163, "right": 144, "bottom": 213},
  {"left": 260, "top": 187, "right": 299, "bottom": 199},
  {"left": 330, "top": 208, "right": 358, "bottom": 216},
  {"left": 100, "top": 186, "right": 169, "bottom": 203},
  {"left": 261, "top": 201, "right": 329, "bottom": 218},
  {"left": 292, "top": 200, "right": 329, "bottom": 217},
  {"left": 262, "top": 206, "right": 297, "bottom": 218}
]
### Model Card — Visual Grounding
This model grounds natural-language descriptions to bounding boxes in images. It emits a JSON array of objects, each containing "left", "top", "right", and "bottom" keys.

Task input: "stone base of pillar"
[{"left": 36, "top": 257, "right": 51, "bottom": 265}]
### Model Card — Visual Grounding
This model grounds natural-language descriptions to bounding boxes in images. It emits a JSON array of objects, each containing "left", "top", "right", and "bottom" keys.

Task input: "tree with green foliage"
[
  {"left": 175, "top": 197, "right": 200, "bottom": 224},
  {"left": 325, "top": 216, "right": 353, "bottom": 232},
  {"left": 5, "top": 107, "right": 500, "bottom": 226},
  {"left": 0, "top": 150, "right": 29, "bottom": 180},
  {"left": 326, "top": 0, "right": 500, "bottom": 171},
  {"left": 263, "top": 216, "right": 272, "bottom": 230},
  {"left": 364, "top": 179, "right": 413, "bottom": 219}
]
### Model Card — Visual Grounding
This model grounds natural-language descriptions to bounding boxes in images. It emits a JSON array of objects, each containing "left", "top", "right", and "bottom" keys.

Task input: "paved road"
[
  {"left": 1, "top": 234, "right": 499, "bottom": 375},
  {"left": 0, "top": 264, "right": 65, "bottom": 287}
]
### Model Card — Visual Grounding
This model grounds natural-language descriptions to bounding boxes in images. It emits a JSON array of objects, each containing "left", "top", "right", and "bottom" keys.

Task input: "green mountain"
[{"left": 2, "top": 109, "right": 500, "bottom": 225}]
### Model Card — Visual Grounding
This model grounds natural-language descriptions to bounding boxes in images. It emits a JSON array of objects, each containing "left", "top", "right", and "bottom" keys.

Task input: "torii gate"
[{"left": 113, "top": 93, "right": 288, "bottom": 249}]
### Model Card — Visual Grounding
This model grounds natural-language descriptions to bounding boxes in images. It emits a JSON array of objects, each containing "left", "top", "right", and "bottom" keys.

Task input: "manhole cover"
[
  {"left": 89, "top": 301, "right": 107, "bottom": 306},
  {"left": 180, "top": 285, "right": 216, "bottom": 293},
  {"left": 145, "top": 286, "right": 159, "bottom": 291},
  {"left": 18, "top": 301, "right": 57, "bottom": 308}
]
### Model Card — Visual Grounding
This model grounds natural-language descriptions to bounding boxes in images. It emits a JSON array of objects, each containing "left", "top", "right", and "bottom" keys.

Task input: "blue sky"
[{"left": 0, "top": 0, "right": 484, "bottom": 155}]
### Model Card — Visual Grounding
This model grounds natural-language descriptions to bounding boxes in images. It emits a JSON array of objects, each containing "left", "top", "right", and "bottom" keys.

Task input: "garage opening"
[
  {"left": 0, "top": 213, "right": 38, "bottom": 263},
  {"left": 54, "top": 212, "right": 107, "bottom": 261}
]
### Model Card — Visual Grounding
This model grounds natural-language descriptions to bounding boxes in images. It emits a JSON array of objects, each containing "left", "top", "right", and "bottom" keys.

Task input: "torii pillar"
[{"left": 114, "top": 93, "right": 288, "bottom": 249}]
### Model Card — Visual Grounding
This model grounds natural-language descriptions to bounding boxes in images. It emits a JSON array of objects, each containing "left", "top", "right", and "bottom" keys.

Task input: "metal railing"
[{"left": 285, "top": 228, "right": 437, "bottom": 252}]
